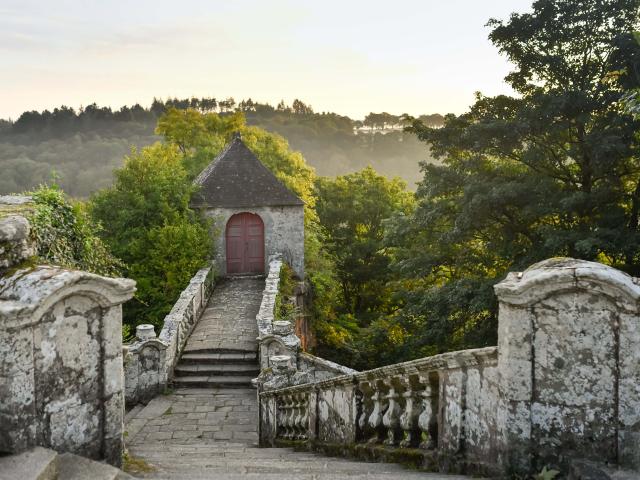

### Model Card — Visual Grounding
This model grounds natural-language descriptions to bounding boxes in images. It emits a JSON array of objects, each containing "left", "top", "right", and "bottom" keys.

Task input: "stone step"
[
  {"left": 179, "top": 351, "right": 257, "bottom": 365},
  {"left": 172, "top": 375, "right": 256, "bottom": 388},
  {"left": 0, "top": 448, "right": 135, "bottom": 480},
  {"left": 174, "top": 363, "right": 260, "bottom": 377},
  {"left": 124, "top": 403, "right": 145, "bottom": 425},
  {"left": 0, "top": 446, "right": 58, "bottom": 480},
  {"left": 57, "top": 453, "right": 134, "bottom": 479}
]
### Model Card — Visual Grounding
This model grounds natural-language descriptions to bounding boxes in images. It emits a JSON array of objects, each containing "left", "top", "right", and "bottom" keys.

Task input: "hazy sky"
[{"left": 0, "top": 0, "right": 533, "bottom": 120}]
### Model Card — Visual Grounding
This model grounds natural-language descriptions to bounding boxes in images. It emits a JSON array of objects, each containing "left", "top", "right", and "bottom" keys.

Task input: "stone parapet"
[
  {"left": 259, "top": 347, "right": 499, "bottom": 475},
  {"left": 493, "top": 257, "right": 640, "bottom": 475},
  {"left": 0, "top": 265, "right": 135, "bottom": 466},
  {"left": 123, "top": 263, "right": 215, "bottom": 406},
  {"left": 256, "top": 255, "right": 301, "bottom": 370},
  {"left": 258, "top": 257, "right": 640, "bottom": 477}
]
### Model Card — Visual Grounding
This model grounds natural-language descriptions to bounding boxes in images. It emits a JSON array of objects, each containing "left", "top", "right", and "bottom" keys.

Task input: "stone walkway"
[
  {"left": 125, "top": 276, "right": 472, "bottom": 479},
  {"left": 183, "top": 276, "right": 264, "bottom": 353},
  {"left": 125, "top": 388, "right": 470, "bottom": 480}
]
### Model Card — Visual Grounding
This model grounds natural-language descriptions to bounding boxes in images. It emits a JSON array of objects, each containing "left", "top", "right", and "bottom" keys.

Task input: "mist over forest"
[{"left": 0, "top": 97, "right": 444, "bottom": 197}]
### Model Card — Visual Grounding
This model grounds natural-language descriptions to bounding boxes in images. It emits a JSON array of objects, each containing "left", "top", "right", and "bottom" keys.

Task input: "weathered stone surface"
[
  {"left": 494, "top": 257, "right": 640, "bottom": 475},
  {"left": 0, "top": 195, "right": 36, "bottom": 273},
  {"left": 0, "top": 446, "right": 58, "bottom": 480},
  {"left": 0, "top": 265, "right": 135, "bottom": 466},
  {"left": 124, "top": 263, "right": 215, "bottom": 406},
  {"left": 57, "top": 452, "right": 135, "bottom": 479},
  {"left": 125, "top": 388, "right": 462, "bottom": 480}
]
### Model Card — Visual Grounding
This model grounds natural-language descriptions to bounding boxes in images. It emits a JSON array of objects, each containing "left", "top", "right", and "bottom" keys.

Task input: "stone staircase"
[
  {"left": 170, "top": 276, "right": 264, "bottom": 390},
  {"left": 0, "top": 447, "right": 133, "bottom": 480},
  {"left": 172, "top": 350, "right": 260, "bottom": 389}
]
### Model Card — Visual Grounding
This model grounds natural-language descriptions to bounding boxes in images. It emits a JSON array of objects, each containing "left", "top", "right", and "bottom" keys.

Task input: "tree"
[
  {"left": 90, "top": 143, "right": 212, "bottom": 335},
  {"left": 315, "top": 167, "right": 414, "bottom": 319},
  {"left": 292, "top": 99, "right": 314, "bottom": 115},
  {"left": 389, "top": 0, "right": 640, "bottom": 360}
]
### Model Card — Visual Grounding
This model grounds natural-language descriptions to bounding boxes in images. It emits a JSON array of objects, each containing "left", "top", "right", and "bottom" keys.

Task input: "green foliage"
[
  {"left": 316, "top": 167, "right": 414, "bottom": 318},
  {"left": 535, "top": 466, "right": 560, "bottom": 480},
  {"left": 312, "top": 167, "right": 414, "bottom": 367},
  {"left": 381, "top": 0, "right": 640, "bottom": 363},
  {"left": 90, "top": 143, "right": 212, "bottom": 333},
  {"left": 275, "top": 263, "right": 297, "bottom": 322},
  {"left": 28, "top": 184, "right": 122, "bottom": 276}
]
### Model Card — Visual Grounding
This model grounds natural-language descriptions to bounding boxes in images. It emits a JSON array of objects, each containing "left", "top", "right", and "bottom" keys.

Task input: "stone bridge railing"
[
  {"left": 123, "top": 263, "right": 215, "bottom": 406},
  {"left": 258, "top": 258, "right": 640, "bottom": 477},
  {"left": 260, "top": 347, "right": 498, "bottom": 473},
  {"left": 254, "top": 255, "right": 357, "bottom": 390}
]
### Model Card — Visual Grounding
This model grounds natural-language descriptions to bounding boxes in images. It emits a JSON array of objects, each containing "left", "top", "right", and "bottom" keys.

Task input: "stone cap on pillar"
[
  {"left": 494, "top": 257, "right": 640, "bottom": 310},
  {"left": 0, "top": 265, "right": 136, "bottom": 329}
]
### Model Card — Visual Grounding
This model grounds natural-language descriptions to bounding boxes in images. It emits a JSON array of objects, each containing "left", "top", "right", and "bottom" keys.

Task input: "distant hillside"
[{"left": 0, "top": 98, "right": 443, "bottom": 197}]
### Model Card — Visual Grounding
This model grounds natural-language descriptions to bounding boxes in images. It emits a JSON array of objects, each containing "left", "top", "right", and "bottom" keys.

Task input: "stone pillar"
[
  {"left": 123, "top": 326, "right": 168, "bottom": 407},
  {"left": 494, "top": 258, "right": 640, "bottom": 474},
  {"left": 0, "top": 265, "right": 135, "bottom": 467}
]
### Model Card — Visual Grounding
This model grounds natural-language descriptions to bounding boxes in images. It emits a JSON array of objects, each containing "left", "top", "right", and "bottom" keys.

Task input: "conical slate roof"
[{"left": 192, "top": 137, "right": 304, "bottom": 208}]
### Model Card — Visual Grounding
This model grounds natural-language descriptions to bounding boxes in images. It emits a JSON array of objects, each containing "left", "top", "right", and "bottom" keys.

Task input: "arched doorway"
[{"left": 226, "top": 212, "right": 265, "bottom": 274}]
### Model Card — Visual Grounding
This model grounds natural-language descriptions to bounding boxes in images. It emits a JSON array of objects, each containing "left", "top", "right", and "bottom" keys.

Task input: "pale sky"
[{"left": 0, "top": 0, "right": 533, "bottom": 121}]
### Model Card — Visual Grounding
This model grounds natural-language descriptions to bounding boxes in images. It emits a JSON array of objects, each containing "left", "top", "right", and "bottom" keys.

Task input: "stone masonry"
[
  {"left": 182, "top": 276, "right": 263, "bottom": 353},
  {"left": 171, "top": 276, "right": 263, "bottom": 390},
  {"left": 125, "top": 272, "right": 469, "bottom": 480},
  {"left": 125, "top": 388, "right": 469, "bottom": 479}
]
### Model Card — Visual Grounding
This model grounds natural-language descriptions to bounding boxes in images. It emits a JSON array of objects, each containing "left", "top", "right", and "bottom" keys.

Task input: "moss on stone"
[
  {"left": 122, "top": 451, "right": 155, "bottom": 474},
  {"left": 272, "top": 439, "right": 446, "bottom": 473}
]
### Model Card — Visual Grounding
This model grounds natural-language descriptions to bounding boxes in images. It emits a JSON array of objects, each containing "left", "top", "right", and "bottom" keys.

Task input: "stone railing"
[
  {"left": 0, "top": 197, "right": 136, "bottom": 467},
  {"left": 256, "top": 255, "right": 301, "bottom": 370},
  {"left": 260, "top": 347, "right": 498, "bottom": 474},
  {"left": 259, "top": 258, "right": 640, "bottom": 477},
  {"left": 123, "top": 263, "right": 215, "bottom": 406}
]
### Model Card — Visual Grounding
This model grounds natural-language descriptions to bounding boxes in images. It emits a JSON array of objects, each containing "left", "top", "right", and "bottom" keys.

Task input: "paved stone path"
[
  {"left": 125, "top": 276, "right": 473, "bottom": 479},
  {"left": 183, "top": 276, "right": 263, "bottom": 353},
  {"left": 126, "top": 388, "right": 470, "bottom": 480}
]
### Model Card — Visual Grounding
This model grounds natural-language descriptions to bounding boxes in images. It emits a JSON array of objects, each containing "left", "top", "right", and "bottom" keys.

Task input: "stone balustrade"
[
  {"left": 260, "top": 347, "right": 498, "bottom": 474},
  {"left": 256, "top": 255, "right": 301, "bottom": 370},
  {"left": 123, "top": 263, "right": 215, "bottom": 406},
  {"left": 259, "top": 258, "right": 640, "bottom": 476}
]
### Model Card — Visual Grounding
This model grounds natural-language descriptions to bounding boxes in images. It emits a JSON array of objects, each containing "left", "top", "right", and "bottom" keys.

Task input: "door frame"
[{"left": 225, "top": 212, "right": 265, "bottom": 275}]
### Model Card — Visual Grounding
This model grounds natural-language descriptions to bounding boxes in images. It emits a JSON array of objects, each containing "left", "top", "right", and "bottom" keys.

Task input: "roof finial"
[{"left": 232, "top": 131, "right": 242, "bottom": 141}]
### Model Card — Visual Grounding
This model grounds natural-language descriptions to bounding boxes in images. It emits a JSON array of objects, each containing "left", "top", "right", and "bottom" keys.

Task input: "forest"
[
  {"left": 0, "top": 98, "right": 443, "bottom": 197},
  {"left": 13, "top": 0, "right": 640, "bottom": 371}
]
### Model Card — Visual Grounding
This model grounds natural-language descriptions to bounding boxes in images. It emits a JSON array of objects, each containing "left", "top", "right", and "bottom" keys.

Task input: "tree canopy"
[
  {"left": 380, "top": 0, "right": 640, "bottom": 361},
  {"left": 90, "top": 143, "right": 212, "bottom": 337}
]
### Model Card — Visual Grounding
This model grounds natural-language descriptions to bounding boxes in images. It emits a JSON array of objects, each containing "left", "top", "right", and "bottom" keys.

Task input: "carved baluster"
[
  {"left": 293, "top": 393, "right": 305, "bottom": 439},
  {"left": 285, "top": 394, "right": 295, "bottom": 439},
  {"left": 417, "top": 373, "right": 439, "bottom": 449},
  {"left": 399, "top": 376, "right": 421, "bottom": 448},
  {"left": 382, "top": 378, "right": 402, "bottom": 446},
  {"left": 297, "top": 393, "right": 309, "bottom": 440},
  {"left": 367, "top": 380, "right": 388, "bottom": 444},
  {"left": 280, "top": 395, "right": 291, "bottom": 439},
  {"left": 356, "top": 381, "right": 371, "bottom": 442},
  {"left": 277, "top": 396, "right": 287, "bottom": 439}
]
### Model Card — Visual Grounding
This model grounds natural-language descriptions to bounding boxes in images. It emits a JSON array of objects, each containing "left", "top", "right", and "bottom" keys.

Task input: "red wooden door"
[{"left": 226, "top": 213, "right": 265, "bottom": 274}]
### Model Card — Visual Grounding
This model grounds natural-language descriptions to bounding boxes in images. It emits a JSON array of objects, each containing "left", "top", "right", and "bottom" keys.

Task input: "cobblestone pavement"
[{"left": 183, "top": 276, "right": 263, "bottom": 353}]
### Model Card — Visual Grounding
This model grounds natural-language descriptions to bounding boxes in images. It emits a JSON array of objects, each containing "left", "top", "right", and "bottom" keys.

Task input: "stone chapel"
[{"left": 191, "top": 135, "right": 305, "bottom": 278}]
